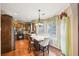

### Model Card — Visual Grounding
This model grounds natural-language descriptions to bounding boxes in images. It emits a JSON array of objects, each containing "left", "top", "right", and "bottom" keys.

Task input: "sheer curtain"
[
  {"left": 60, "top": 16, "right": 71, "bottom": 56},
  {"left": 60, "top": 17, "right": 67, "bottom": 55}
]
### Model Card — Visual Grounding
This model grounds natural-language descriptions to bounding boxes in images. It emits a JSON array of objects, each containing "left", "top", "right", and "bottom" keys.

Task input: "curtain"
[
  {"left": 60, "top": 16, "right": 71, "bottom": 56},
  {"left": 56, "top": 16, "right": 61, "bottom": 49},
  {"left": 65, "top": 17, "right": 71, "bottom": 56},
  {"left": 60, "top": 17, "right": 67, "bottom": 55}
]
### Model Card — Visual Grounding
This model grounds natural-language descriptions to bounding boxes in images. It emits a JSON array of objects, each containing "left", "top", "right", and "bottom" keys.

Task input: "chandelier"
[{"left": 36, "top": 9, "right": 43, "bottom": 26}]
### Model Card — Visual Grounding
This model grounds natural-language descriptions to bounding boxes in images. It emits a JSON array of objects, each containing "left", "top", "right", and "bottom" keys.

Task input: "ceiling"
[{"left": 1, "top": 3, "right": 69, "bottom": 22}]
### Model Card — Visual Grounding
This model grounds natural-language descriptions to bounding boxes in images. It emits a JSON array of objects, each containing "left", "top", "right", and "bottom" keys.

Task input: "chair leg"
[
  {"left": 43, "top": 47, "right": 44, "bottom": 56},
  {"left": 48, "top": 45, "right": 49, "bottom": 54},
  {"left": 28, "top": 41, "right": 32, "bottom": 53},
  {"left": 39, "top": 44, "right": 40, "bottom": 51}
]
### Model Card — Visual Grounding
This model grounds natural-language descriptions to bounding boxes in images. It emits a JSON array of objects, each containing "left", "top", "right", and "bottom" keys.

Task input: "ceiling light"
[{"left": 36, "top": 9, "right": 43, "bottom": 26}]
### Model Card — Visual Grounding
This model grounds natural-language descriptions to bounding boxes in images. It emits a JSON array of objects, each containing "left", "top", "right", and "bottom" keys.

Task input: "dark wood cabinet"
[
  {"left": 78, "top": 3, "right": 79, "bottom": 56},
  {"left": 1, "top": 14, "right": 12, "bottom": 54}
]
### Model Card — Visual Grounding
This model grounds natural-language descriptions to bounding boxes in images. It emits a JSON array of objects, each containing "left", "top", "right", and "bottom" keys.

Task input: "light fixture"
[{"left": 36, "top": 9, "right": 43, "bottom": 26}]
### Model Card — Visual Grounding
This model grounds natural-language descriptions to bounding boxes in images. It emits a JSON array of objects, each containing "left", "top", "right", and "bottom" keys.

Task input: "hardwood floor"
[
  {"left": 1, "top": 39, "right": 62, "bottom": 56},
  {"left": 1, "top": 39, "right": 34, "bottom": 56}
]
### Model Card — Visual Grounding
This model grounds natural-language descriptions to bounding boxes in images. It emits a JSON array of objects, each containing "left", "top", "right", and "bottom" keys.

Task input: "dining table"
[
  {"left": 31, "top": 35, "right": 45, "bottom": 41},
  {"left": 30, "top": 34, "right": 49, "bottom": 51}
]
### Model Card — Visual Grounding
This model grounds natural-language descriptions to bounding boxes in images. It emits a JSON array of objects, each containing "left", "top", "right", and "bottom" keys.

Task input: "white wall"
[
  {"left": 0, "top": 15, "right": 1, "bottom": 55},
  {"left": 70, "top": 4, "right": 78, "bottom": 56},
  {"left": 0, "top": 4, "right": 1, "bottom": 55},
  {"left": 64, "top": 4, "right": 78, "bottom": 56}
]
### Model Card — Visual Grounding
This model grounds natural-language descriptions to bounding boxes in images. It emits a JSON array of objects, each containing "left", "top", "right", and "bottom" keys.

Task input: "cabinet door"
[
  {"left": 78, "top": 4, "right": 79, "bottom": 56},
  {"left": 1, "top": 15, "right": 12, "bottom": 54}
]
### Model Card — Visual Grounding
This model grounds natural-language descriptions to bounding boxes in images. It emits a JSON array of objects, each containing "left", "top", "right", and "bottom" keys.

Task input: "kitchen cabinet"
[{"left": 1, "top": 14, "right": 14, "bottom": 53}]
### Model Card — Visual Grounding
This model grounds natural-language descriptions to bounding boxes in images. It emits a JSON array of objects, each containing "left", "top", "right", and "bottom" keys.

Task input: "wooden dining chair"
[{"left": 28, "top": 36, "right": 35, "bottom": 52}]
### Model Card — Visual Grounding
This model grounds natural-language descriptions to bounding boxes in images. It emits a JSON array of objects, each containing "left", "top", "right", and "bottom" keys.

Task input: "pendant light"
[{"left": 36, "top": 9, "right": 43, "bottom": 26}]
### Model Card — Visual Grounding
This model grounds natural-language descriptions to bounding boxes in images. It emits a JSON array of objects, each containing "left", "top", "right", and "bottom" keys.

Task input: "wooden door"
[{"left": 1, "top": 14, "right": 12, "bottom": 54}]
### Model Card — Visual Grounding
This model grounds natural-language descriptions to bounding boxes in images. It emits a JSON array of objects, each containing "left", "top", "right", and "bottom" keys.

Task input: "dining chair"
[
  {"left": 39, "top": 38, "right": 49, "bottom": 56},
  {"left": 28, "top": 36, "right": 35, "bottom": 52}
]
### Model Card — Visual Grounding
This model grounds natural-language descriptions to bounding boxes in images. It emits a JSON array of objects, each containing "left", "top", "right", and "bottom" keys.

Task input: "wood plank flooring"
[{"left": 1, "top": 39, "right": 62, "bottom": 56}]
